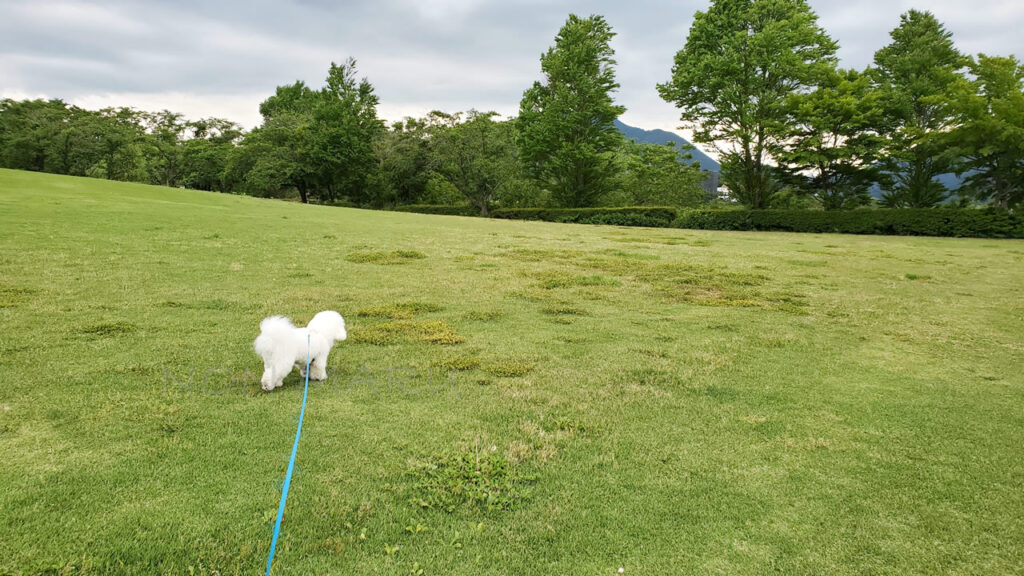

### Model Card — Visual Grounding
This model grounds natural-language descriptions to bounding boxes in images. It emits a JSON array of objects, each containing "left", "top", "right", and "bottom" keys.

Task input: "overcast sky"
[{"left": 2, "top": 0, "right": 1022, "bottom": 139}]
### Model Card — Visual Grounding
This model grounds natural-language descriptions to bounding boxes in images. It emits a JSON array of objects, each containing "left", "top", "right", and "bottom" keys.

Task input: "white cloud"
[{"left": 2, "top": 0, "right": 1022, "bottom": 152}]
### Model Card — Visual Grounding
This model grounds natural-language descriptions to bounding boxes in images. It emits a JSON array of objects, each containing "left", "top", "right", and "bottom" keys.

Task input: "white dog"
[{"left": 254, "top": 311, "right": 347, "bottom": 391}]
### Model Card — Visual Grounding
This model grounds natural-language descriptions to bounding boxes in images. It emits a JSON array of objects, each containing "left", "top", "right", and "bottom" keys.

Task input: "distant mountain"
[{"left": 614, "top": 120, "right": 720, "bottom": 173}]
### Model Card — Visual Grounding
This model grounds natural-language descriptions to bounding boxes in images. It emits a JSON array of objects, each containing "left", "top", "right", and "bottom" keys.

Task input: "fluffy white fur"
[{"left": 253, "top": 310, "right": 347, "bottom": 391}]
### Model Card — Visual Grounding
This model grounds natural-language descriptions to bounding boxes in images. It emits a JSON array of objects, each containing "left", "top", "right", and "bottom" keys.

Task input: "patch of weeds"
[
  {"left": 351, "top": 321, "right": 464, "bottom": 345},
  {"left": 610, "top": 236, "right": 709, "bottom": 247},
  {"left": 757, "top": 333, "right": 797, "bottom": 348},
  {"left": 465, "top": 310, "right": 503, "bottom": 322},
  {"left": 904, "top": 273, "right": 932, "bottom": 281},
  {"left": 346, "top": 250, "right": 427, "bottom": 265},
  {"left": 606, "top": 250, "right": 661, "bottom": 261},
  {"left": 627, "top": 367, "right": 676, "bottom": 387},
  {"left": 406, "top": 449, "right": 534, "bottom": 512},
  {"left": 551, "top": 417, "right": 591, "bottom": 435},
  {"left": 81, "top": 321, "right": 136, "bottom": 337},
  {"left": 785, "top": 437, "right": 832, "bottom": 450},
  {"left": 505, "top": 288, "right": 557, "bottom": 303},
  {"left": 358, "top": 302, "right": 443, "bottom": 319},
  {"left": 503, "top": 248, "right": 583, "bottom": 263},
  {"left": 533, "top": 271, "right": 619, "bottom": 290},
  {"left": 631, "top": 347, "right": 670, "bottom": 359},
  {"left": 636, "top": 263, "right": 812, "bottom": 311},
  {"left": 787, "top": 259, "right": 828, "bottom": 267},
  {"left": 431, "top": 355, "right": 482, "bottom": 372},
  {"left": 159, "top": 299, "right": 234, "bottom": 311},
  {"left": 485, "top": 360, "right": 536, "bottom": 378},
  {"left": 541, "top": 305, "right": 588, "bottom": 316},
  {"left": 0, "top": 286, "right": 37, "bottom": 308}
]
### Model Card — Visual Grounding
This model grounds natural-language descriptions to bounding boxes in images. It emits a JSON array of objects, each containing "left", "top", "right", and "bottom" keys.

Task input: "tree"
[
  {"left": 180, "top": 118, "right": 242, "bottom": 193},
  {"left": 617, "top": 140, "right": 706, "bottom": 207},
  {"left": 144, "top": 110, "right": 187, "bottom": 187},
  {"left": 432, "top": 111, "right": 520, "bottom": 215},
  {"left": 872, "top": 10, "right": 968, "bottom": 208},
  {"left": 243, "top": 60, "right": 384, "bottom": 203},
  {"left": 658, "top": 0, "right": 837, "bottom": 209},
  {"left": 942, "top": 55, "right": 1024, "bottom": 210},
  {"left": 311, "top": 59, "right": 384, "bottom": 204},
  {"left": 370, "top": 118, "right": 434, "bottom": 207},
  {"left": 777, "top": 69, "right": 885, "bottom": 209},
  {"left": 518, "top": 14, "right": 625, "bottom": 208}
]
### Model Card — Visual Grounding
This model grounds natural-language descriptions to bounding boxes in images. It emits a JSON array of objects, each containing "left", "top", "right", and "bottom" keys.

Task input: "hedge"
[
  {"left": 492, "top": 206, "right": 678, "bottom": 228},
  {"left": 673, "top": 208, "right": 1024, "bottom": 238},
  {"left": 395, "top": 204, "right": 481, "bottom": 216},
  {"left": 392, "top": 204, "right": 1022, "bottom": 239}
]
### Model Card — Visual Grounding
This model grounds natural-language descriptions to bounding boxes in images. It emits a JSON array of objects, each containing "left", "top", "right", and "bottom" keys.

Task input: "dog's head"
[{"left": 309, "top": 310, "right": 347, "bottom": 343}]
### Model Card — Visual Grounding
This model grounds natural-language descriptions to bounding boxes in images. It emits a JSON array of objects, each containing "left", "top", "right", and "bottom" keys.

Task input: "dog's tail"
[{"left": 254, "top": 316, "right": 296, "bottom": 357}]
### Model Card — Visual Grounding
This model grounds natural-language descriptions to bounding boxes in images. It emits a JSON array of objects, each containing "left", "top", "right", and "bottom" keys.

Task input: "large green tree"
[
  {"left": 431, "top": 111, "right": 525, "bottom": 215},
  {"left": 518, "top": 14, "right": 625, "bottom": 208},
  {"left": 616, "top": 140, "right": 707, "bottom": 207},
  {"left": 942, "top": 55, "right": 1024, "bottom": 210},
  {"left": 179, "top": 118, "right": 242, "bottom": 193},
  {"left": 658, "top": 0, "right": 837, "bottom": 209},
  {"left": 241, "top": 60, "right": 383, "bottom": 203},
  {"left": 777, "top": 69, "right": 886, "bottom": 209},
  {"left": 872, "top": 10, "right": 967, "bottom": 208},
  {"left": 311, "top": 59, "right": 384, "bottom": 204}
]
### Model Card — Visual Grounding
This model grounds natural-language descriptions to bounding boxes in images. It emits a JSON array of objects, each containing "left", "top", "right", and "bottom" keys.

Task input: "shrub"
[
  {"left": 492, "top": 206, "right": 678, "bottom": 228},
  {"left": 672, "top": 208, "right": 1024, "bottom": 238},
  {"left": 395, "top": 204, "right": 481, "bottom": 217}
]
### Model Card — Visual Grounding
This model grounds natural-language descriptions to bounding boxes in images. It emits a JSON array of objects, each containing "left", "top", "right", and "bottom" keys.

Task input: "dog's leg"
[{"left": 310, "top": 353, "right": 328, "bottom": 381}]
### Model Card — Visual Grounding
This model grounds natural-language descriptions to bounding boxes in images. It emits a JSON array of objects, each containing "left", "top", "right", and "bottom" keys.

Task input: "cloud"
[{"left": 2, "top": 0, "right": 1022, "bottom": 139}]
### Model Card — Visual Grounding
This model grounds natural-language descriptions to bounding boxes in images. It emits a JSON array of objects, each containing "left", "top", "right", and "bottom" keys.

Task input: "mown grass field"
[{"left": 1, "top": 168, "right": 1022, "bottom": 575}]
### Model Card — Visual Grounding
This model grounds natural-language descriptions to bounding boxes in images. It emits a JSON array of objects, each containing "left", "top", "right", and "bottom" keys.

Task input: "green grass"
[{"left": 1, "top": 168, "right": 1023, "bottom": 575}]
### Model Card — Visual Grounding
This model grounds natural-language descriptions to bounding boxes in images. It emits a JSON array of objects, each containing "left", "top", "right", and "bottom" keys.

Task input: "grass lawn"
[{"left": 1, "top": 168, "right": 1022, "bottom": 575}]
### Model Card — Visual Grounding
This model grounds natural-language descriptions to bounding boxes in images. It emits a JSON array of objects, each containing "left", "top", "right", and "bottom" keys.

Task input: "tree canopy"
[
  {"left": 658, "top": 0, "right": 837, "bottom": 209},
  {"left": 518, "top": 14, "right": 625, "bottom": 208}
]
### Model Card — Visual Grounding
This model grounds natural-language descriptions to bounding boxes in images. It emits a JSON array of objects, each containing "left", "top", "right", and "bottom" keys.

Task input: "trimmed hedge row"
[
  {"left": 673, "top": 208, "right": 1024, "bottom": 238},
  {"left": 391, "top": 204, "right": 1023, "bottom": 238},
  {"left": 395, "top": 204, "right": 481, "bottom": 216},
  {"left": 491, "top": 206, "right": 678, "bottom": 228}
]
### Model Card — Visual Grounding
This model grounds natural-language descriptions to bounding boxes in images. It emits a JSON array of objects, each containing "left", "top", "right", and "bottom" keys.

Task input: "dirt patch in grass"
[
  {"left": 358, "top": 302, "right": 443, "bottom": 319},
  {"left": 351, "top": 320, "right": 463, "bottom": 345},
  {"left": 81, "top": 321, "right": 136, "bottom": 337},
  {"left": 346, "top": 250, "right": 427, "bottom": 264}
]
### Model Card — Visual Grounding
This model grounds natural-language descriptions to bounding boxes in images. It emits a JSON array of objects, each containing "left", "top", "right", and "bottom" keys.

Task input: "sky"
[{"left": 2, "top": 0, "right": 1022, "bottom": 143}]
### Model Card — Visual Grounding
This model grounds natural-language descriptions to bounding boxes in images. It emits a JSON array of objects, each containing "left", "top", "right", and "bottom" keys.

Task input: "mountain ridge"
[{"left": 614, "top": 119, "right": 721, "bottom": 173}]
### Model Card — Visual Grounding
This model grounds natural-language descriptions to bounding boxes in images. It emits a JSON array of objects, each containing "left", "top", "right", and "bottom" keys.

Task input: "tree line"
[{"left": 1, "top": 2, "right": 1020, "bottom": 212}]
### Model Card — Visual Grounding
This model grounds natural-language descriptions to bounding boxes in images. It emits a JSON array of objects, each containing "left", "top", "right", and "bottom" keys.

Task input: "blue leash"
[{"left": 265, "top": 334, "right": 311, "bottom": 576}]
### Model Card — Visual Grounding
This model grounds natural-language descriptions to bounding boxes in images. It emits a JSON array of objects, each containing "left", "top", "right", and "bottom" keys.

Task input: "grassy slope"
[{"left": 0, "top": 168, "right": 1022, "bottom": 575}]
